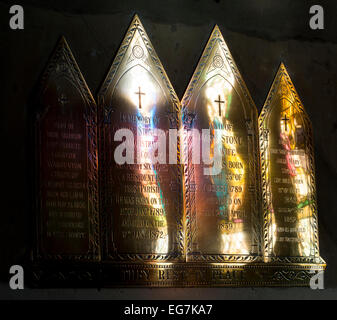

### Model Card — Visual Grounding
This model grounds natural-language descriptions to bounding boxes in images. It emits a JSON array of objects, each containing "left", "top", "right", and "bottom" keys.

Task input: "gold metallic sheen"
[
  {"left": 32, "top": 18, "right": 326, "bottom": 287},
  {"left": 259, "top": 63, "right": 325, "bottom": 266},
  {"left": 181, "top": 25, "right": 261, "bottom": 262},
  {"left": 98, "top": 15, "right": 184, "bottom": 262}
]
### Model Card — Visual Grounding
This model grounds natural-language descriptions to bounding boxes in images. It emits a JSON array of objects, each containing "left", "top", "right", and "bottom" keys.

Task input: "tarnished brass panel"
[
  {"left": 98, "top": 15, "right": 183, "bottom": 262},
  {"left": 181, "top": 26, "right": 261, "bottom": 262},
  {"left": 259, "top": 63, "right": 324, "bottom": 264},
  {"left": 35, "top": 37, "right": 99, "bottom": 260}
]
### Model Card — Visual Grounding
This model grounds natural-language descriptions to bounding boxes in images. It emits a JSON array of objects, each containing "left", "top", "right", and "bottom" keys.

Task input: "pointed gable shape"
[
  {"left": 35, "top": 37, "right": 99, "bottom": 261},
  {"left": 98, "top": 15, "right": 184, "bottom": 262},
  {"left": 182, "top": 26, "right": 261, "bottom": 262},
  {"left": 181, "top": 25, "right": 256, "bottom": 115},
  {"left": 98, "top": 14, "right": 179, "bottom": 111},
  {"left": 259, "top": 63, "right": 323, "bottom": 263},
  {"left": 259, "top": 63, "right": 309, "bottom": 123},
  {"left": 37, "top": 36, "right": 96, "bottom": 107}
]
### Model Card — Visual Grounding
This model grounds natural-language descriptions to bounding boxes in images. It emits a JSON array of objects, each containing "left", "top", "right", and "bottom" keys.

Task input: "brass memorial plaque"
[
  {"left": 98, "top": 15, "right": 183, "bottom": 262},
  {"left": 259, "top": 63, "right": 324, "bottom": 264},
  {"left": 181, "top": 26, "right": 261, "bottom": 262},
  {"left": 30, "top": 18, "right": 326, "bottom": 287},
  {"left": 34, "top": 37, "right": 99, "bottom": 261}
]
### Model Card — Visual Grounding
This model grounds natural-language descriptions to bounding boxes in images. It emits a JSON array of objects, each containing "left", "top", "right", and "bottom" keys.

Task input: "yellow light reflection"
[
  {"left": 274, "top": 78, "right": 313, "bottom": 256},
  {"left": 122, "top": 65, "right": 157, "bottom": 112},
  {"left": 124, "top": 62, "right": 169, "bottom": 254},
  {"left": 205, "top": 75, "right": 248, "bottom": 255}
]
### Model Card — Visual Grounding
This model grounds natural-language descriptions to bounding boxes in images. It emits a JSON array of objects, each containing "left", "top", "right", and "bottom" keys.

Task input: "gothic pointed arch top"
[
  {"left": 259, "top": 63, "right": 324, "bottom": 264},
  {"left": 181, "top": 25, "right": 261, "bottom": 262},
  {"left": 98, "top": 15, "right": 183, "bottom": 262},
  {"left": 34, "top": 36, "right": 99, "bottom": 261},
  {"left": 98, "top": 14, "right": 180, "bottom": 112},
  {"left": 37, "top": 36, "right": 96, "bottom": 108},
  {"left": 259, "top": 63, "right": 310, "bottom": 124},
  {"left": 181, "top": 25, "right": 256, "bottom": 115}
]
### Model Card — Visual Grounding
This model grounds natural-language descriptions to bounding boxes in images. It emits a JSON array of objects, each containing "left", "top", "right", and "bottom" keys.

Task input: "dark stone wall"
[{"left": 0, "top": 0, "right": 336, "bottom": 299}]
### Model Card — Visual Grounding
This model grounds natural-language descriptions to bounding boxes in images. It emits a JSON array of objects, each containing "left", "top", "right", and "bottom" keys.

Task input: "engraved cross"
[
  {"left": 214, "top": 95, "right": 225, "bottom": 117},
  {"left": 135, "top": 87, "right": 145, "bottom": 109},
  {"left": 58, "top": 93, "right": 69, "bottom": 106},
  {"left": 281, "top": 113, "right": 290, "bottom": 131}
]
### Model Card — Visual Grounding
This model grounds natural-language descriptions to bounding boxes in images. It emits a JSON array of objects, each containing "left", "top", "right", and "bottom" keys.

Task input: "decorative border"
[
  {"left": 98, "top": 15, "right": 184, "bottom": 262},
  {"left": 258, "top": 63, "right": 323, "bottom": 264},
  {"left": 35, "top": 37, "right": 100, "bottom": 261},
  {"left": 100, "top": 262, "right": 326, "bottom": 287},
  {"left": 98, "top": 15, "right": 180, "bottom": 110},
  {"left": 181, "top": 26, "right": 262, "bottom": 262},
  {"left": 181, "top": 26, "right": 256, "bottom": 114},
  {"left": 28, "top": 261, "right": 326, "bottom": 288}
]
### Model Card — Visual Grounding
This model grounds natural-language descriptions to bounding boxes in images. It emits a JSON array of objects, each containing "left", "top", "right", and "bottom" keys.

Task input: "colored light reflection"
[
  {"left": 122, "top": 64, "right": 157, "bottom": 113},
  {"left": 126, "top": 63, "right": 169, "bottom": 254},
  {"left": 205, "top": 75, "right": 248, "bottom": 254},
  {"left": 267, "top": 74, "right": 314, "bottom": 257}
]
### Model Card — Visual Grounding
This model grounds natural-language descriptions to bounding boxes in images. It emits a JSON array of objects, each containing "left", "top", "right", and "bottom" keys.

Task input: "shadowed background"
[{"left": 0, "top": 0, "right": 336, "bottom": 299}]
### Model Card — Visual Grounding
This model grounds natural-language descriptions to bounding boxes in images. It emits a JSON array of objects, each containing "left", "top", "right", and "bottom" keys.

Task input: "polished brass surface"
[
  {"left": 98, "top": 15, "right": 183, "bottom": 262},
  {"left": 181, "top": 26, "right": 261, "bottom": 262},
  {"left": 34, "top": 37, "right": 99, "bottom": 261},
  {"left": 31, "top": 19, "right": 326, "bottom": 287},
  {"left": 259, "top": 63, "right": 325, "bottom": 265}
]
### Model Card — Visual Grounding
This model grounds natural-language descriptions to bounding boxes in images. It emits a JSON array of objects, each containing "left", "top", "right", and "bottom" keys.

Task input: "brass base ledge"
[{"left": 27, "top": 260, "right": 326, "bottom": 288}]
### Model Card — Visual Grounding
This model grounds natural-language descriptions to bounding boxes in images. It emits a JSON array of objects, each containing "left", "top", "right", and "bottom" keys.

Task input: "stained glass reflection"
[
  {"left": 190, "top": 74, "right": 251, "bottom": 256},
  {"left": 99, "top": 15, "right": 182, "bottom": 261},
  {"left": 260, "top": 64, "right": 318, "bottom": 259}
]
